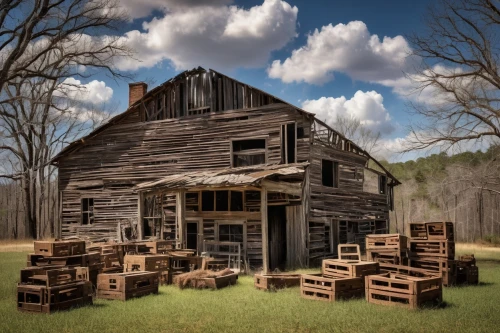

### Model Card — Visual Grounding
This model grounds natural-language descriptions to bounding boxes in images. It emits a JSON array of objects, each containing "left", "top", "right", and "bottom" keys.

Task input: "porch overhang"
[{"left": 134, "top": 162, "right": 308, "bottom": 195}]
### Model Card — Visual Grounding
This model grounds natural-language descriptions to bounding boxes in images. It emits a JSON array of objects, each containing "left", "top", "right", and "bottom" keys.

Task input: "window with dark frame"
[
  {"left": 232, "top": 139, "right": 266, "bottom": 167},
  {"left": 379, "top": 175, "right": 387, "bottom": 194},
  {"left": 219, "top": 224, "right": 243, "bottom": 243},
  {"left": 81, "top": 198, "right": 94, "bottom": 225},
  {"left": 322, "top": 159, "right": 339, "bottom": 188},
  {"left": 281, "top": 123, "right": 297, "bottom": 164},
  {"left": 201, "top": 190, "right": 244, "bottom": 212}
]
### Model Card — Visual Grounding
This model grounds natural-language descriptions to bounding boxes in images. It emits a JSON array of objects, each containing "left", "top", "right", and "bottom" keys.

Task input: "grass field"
[{"left": 0, "top": 244, "right": 499, "bottom": 333}]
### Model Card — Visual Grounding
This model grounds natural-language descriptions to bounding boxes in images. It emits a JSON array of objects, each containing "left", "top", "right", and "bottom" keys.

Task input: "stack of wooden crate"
[
  {"left": 96, "top": 271, "right": 159, "bottom": 301},
  {"left": 28, "top": 240, "right": 103, "bottom": 287},
  {"left": 300, "top": 259, "right": 379, "bottom": 302},
  {"left": 365, "top": 272, "right": 442, "bottom": 309},
  {"left": 17, "top": 266, "right": 93, "bottom": 313},
  {"left": 456, "top": 254, "right": 479, "bottom": 285},
  {"left": 124, "top": 254, "right": 174, "bottom": 285},
  {"left": 408, "top": 222, "right": 457, "bottom": 286},
  {"left": 365, "top": 234, "right": 408, "bottom": 265}
]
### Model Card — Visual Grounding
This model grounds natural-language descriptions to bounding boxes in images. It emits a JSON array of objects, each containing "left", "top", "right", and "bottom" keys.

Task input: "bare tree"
[
  {"left": 0, "top": 0, "right": 131, "bottom": 239},
  {"left": 405, "top": 0, "right": 500, "bottom": 152},
  {"left": 334, "top": 115, "right": 381, "bottom": 154}
]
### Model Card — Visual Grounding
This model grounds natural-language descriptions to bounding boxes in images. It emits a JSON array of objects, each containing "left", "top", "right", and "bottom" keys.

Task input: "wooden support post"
[
  {"left": 261, "top": 187, "right": 269, "bottom": 274},
  {"left": 160, "top": 193, "right": 165, "bottom": 240},
  {"left": 137, "top": 192, "right": 144, "bottom": 240},
  {"left": 176, "top": 190, "right": 185, "bottom": 249}
]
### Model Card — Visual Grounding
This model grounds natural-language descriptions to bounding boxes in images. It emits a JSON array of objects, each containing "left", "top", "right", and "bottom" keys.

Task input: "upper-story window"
[
  {"left": 231, "top": 139, "right": 266, "bottom": 167},
  {"left": 281, "top": 123, "right": 296, "bottom": 164},
  {"left": 379, "top": 175, "right": 387, "bottom": 194},
  {"left": 322, "top": 159, "right": 339, "bottom": 188},
  {"left": 81, "top": 198, "right": 94, "bottom": 225}
]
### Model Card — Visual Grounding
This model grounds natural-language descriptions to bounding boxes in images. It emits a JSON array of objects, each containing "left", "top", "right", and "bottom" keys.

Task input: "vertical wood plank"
[
  {"left": 261, "top": 187, "right": 269, "bottom": 273},
  {"left": 137, "top": 192, "right": 144, "bottom": 240},
  {"left": 176, "top": 190, "right": 185, "bottom": 249}
]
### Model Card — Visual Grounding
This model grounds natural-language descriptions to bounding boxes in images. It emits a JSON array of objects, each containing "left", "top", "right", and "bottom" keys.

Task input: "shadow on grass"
[
  {"left": 88, "top": 303, "right": 107, "bottom": 309},
  {"left": 421, "top": 301, "right": 454, "bottom": 310},
  {"left": 450, "top": 281, "right": 493, "bottom": 288},
  {"left": 476, "top": 259, "right": 500, "bottom": 264}
]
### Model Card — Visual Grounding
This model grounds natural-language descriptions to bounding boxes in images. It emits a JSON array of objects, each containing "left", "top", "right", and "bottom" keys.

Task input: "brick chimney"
[{"left": 128, "top": 82, "right": 148, "bottom": 107}]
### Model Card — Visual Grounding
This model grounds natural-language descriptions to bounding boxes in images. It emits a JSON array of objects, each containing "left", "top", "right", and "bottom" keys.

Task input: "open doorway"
[
  {"left": 268, "top": 206, "right": 287, "bottom": 270},
  {"left": 186, "top": 220, "right": 201, "bottom": 254}
]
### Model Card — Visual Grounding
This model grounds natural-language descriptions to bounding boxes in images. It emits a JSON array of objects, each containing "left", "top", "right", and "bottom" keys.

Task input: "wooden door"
[{"left": 268, "top": 206, "right": 287, "bottom": 270}]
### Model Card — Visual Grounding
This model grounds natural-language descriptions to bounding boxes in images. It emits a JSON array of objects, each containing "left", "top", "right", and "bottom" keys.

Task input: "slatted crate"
[
  {"left": 34, "top": 240, "right": 86, "bottom": 257},
  {"left": 409, "top": 258, "right": 457, "bottom": 286},
  {"left": 300, "top": 274, "right": 364, "bottom": 302},
  {"left": 322, "top": 259, "right": 379, "bottom": 278},
  {"left": 458, "top": 254, "right": 476, "bottom": 267},
  {"left": 378, "top": 263, "right": 439, "bottom": 278},
  {"left": 409, "top": 240, "right": 455, "bottom": 259},
  {"left": 254, "top": 273, "right": 301, "bottom": 290},
  {"left": 338, "top": 244, "right": 361, "bottom": 261},
  {"left": 409, "top": 223, "right": 427, "bottom": 239},
  {"left": 17, "top": 281, "right": 93, "bottom": 313},
  {"left": 366, "top": 250, "right": 408, "bottom": 265},
  {"left": 426, "top": 222, "right": 454, "bottom": 241},
  {"left": 96, "top": 271, "right": 159, "bottom": 301},
  {"left": 123, "top": 254, "right": 171, "bottom": 284},
  {"left": 366, "top": 234, "right": 408, "bottom": 251},
  {"left": 27, "top": 252, "right": 102, "bottom": 268},
  {"left": 365, "top": 273, "right": 442, "bottom": 309},
  {"left": 20, "top": 267, "right": 78, "bottom": 287}
]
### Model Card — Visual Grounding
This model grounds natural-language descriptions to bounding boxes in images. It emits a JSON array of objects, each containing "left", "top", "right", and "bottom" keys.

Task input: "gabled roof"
[{"left": 51, "top": 67, "right": 400, "bottom": 185}]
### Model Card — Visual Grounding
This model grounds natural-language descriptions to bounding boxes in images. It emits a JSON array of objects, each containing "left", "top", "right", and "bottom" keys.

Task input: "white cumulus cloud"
[
  {"left": 268, "top": 20, "right": 412, "bottom": 85},
  {"left": 116, "top": 0, "right": 298, "bottom": 71},
  {"left": 55, "top": 77, "right": 113, "bottom": 103},
  {"left": 301, "top": 90, "right": 395, "bottom": 134}
]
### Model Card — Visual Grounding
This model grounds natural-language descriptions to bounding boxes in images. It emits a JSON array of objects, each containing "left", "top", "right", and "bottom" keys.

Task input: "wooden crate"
[
  {"left": 409, "top": 258, "right": 457, "bottom": 286},
  {"left": 96, "top": 271, "right": 159, "bottom": 301},
  {"left": 17, "top": 281, "right": 92, "bottom": 313},
  {"left": 322, "top": 259, "right": 379, "bottom": 278},
  {"left": 27, "top": 253, "right": 101, "bottom": 268},
  {"left": 457, "top": 266, "right": 479, "bottom": 285},
  {"left": 366, "top": 234, "right": 408, "bottom": 251},
  {"left": 338, "top": 244, "right": 361, "bottom": 261},
  {"left": 365, "top": 273, "right": 442, "bottom": 309},
  {"left": 426, "top": 222, "right": 454, "bottom": 241},
  {"left": 379, "top": 263, "right": 439, "bottom": 278},
  {"left": 366, "top": 250, "right": 408, "bottom": 265},
  {"left": 144, "top": 240, "right": 175, "bottom": 254},
  {"left": 409, "top": 223, "right": 427, "bottom": 239},
  {"left": 254, "top": 273, "right": 301, "bottom": 290},
  {"left": 123, "top": 254, "right": 170, "bottom": 272},
  {"left": 409, "top": 240, "right": 455, "bottom": 259},
  {"left": 458, "top": 254, "right": 476, "bottom": 267},
  {"left": 34, "top": 240, "right": 86, "bottom": 257},
  {"left": 300, "top": 274, "right": 364, "bottom": 302},
  {"left": 20, "top": 267, "right": 78, "bottom": 287},
  {"left": 187, "top": 273, "right": 238, "bottom": 289}
]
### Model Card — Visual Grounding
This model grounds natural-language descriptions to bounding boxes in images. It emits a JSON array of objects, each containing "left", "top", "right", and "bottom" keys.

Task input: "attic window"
[
  {"left": 81, "top": 198, "right": 94, "bottom": 225},
  {"left": 281, "top": 123, "right": 296, "bottom": 164},
  {"left": 322, "top": 159, "right": 338, "bottom": 188},
  {"left": 232, "top": 139, "right": 266, "bottom": 167},
  {"left": 379, "top": 175, "right": 387, "bottom": 194}
]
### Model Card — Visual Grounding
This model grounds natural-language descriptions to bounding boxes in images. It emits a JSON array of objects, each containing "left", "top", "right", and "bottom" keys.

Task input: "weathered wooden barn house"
[{"left": 52, "top": 67, "right": 399, "bottom": 272}]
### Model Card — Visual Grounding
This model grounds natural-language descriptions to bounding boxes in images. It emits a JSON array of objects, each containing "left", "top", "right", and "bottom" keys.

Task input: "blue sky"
[{"left": 81, "top": 0, "right": 437, "bottom": 161}]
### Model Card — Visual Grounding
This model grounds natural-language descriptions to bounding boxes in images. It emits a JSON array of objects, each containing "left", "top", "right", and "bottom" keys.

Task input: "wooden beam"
[
  {"left": 261, "top": 179, "right": 302, "bottom": 196},
  {"left": 137, "top": 192, "right": 144, "bottom": 240},
  {"left": 176, "top": 190, "right": 186, "bottom": 249},
  {"left": 261, "top": 187, "right": 269, "bottom": 274}
]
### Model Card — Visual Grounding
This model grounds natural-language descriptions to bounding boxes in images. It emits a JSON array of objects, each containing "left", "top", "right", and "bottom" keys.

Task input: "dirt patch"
[{"left": 0, "top": 240, "right": 33, "bottom": 252}]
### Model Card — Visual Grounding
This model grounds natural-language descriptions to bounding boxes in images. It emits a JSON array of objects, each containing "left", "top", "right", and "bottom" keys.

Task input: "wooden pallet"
[
  {"left": 17, "top": 281, "right": 93, "bottom": 313},
  {"left": 188, "top": 273, "right": 238, "bottom": 289},
  {"left": 338, "top": 244, "right": 361, "bottom": 261},
  {"left": 322, "top": 259, "right": 379, "bottom": 278},
  {"left": 366, "top": 234, "right": 408, "bottom": 251},
  {"left": 409, "top": 240, "right": 455, "bottom": 259},
  {"left": 425, "top": 222, "right": 454, "bottom": 241},
  {"left": 254, "top": 273, "right": 301, "bottom": 290},
  {"left": 365, "top": 273, "right": 442, "bottom": 309},
  {"left": 34, "top": 240, "right": 86, "bottom": 257},
  {"left": 96, "top": 271, "right": 159, "bottom": 301},
  {"left": 300, "top": 274, "right": 364, "bottom": 302},
  {"left": 409, "top": 223, "right": 427, "bottom": 239},
  {"left": 409, "top": 258, "right": 457, "bottom": 286}
]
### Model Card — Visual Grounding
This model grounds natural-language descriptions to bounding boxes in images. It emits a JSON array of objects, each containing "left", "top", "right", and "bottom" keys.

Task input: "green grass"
[{"left": 1, "top": 247, "right": 500, "bottom": 333}]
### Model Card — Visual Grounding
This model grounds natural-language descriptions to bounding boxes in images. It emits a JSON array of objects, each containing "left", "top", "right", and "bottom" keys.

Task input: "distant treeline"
[{"left": 384, "top": 145, "right": 500, "bottom": 243}]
